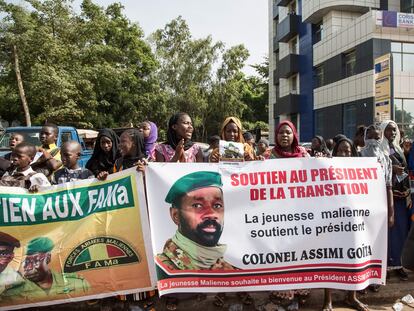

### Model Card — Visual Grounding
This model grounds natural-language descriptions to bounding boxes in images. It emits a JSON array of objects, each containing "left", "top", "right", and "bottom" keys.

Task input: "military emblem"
[{"left": 64, "top": 237, "right": 140, "bottom": 273}]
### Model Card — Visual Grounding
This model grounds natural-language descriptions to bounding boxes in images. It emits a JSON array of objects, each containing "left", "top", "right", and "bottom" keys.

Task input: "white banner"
[{"left": 146, "top": 158, "right": 387, "bottom": 295}]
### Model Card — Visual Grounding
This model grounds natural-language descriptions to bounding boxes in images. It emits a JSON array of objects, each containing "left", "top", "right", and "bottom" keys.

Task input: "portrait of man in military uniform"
[
  {"left": 0, "top": 232, "right": 24, "bottom": 297},
  {"left": 156, "top": 171, "right": 236, "bottom": 271},
  {"left": 4, "top": 237, "right": 89, "bottom": 300}
]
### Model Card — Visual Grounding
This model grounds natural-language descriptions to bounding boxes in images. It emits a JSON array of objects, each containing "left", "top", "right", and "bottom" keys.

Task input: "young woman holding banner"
[
  {"left": 209, "top": 116, "right": 256, "bottom": 307},
  {"left": 155, "top": 112, "right": 203, "bottom": 311},
  {"left": 323, "top": 137, "right": 369, "bottom": 311},
  {"left": 268, "top": 120, "right": 310, "bottom": 310}
]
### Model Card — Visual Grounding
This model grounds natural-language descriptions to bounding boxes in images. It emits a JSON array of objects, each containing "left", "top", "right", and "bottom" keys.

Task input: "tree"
[
  {"left": 151, "top": 16, "right": 223, "bottom": 138},
  {"left": 242, "top": 58, "right": 269, "bottom": 126},
  {"left": 205, "top": 45, "right": 250, "bottom": 138},
  {"left": 151, "top": 17, "right": 255, "bottom": 140},
  {"left": 0, "top": 0, "right": 160, "bottom": 128}
]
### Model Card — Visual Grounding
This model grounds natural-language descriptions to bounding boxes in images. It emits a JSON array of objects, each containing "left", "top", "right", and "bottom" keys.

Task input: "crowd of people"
[{"left": 0, "top": 114, "right": 413, "bottom": 311}]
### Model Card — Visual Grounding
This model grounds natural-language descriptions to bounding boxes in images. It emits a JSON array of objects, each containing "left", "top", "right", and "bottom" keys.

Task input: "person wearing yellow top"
[{"left": 31, "top": 124, "right": 62, "bottom": 178}]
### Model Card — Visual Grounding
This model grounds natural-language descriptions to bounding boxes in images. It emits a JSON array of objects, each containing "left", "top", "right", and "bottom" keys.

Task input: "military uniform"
[
  {"left": 157, "top": 239, "right": 235, "bottom": 271},
  {"left": 3, "top": 270, "right": 89, "bottom": 300},
  {"left": 2, "top": 236, "right": 89, "bottom": 301},
  {"left": 0, "top": 267, "right": 24, "bottom": 298},
  {"left": 158, "top": 171, "right": 234, "bottom": 276},
  {"left": 0, "top": 231, "right": 22, "bottom": 300}
]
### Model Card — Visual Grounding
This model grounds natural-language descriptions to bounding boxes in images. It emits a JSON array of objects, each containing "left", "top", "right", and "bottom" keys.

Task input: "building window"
[
  {"left": 395, "top": 98, "right": 414, "bottom": 137},
  {"left": 401, "top": 0, "right": 414, "bottom": 13},
  {"left": 290, "top": 75, "right": 298, "bottom": 93},
  {"left": 344, "top": 50, "right": 356, "bottom": 78},
  {"left": 313, "top": 21, "right": 324, "bottom": 44},
  {"left": 315, "top": 66, "right": 324, "bottom": 88},
  {"left": 290, "top": 37, "right": 298, "bottom": 54},
  {"left": 315, "top": 110, "right": 324, "bottom": 137},
  {"left": 343, "top": 104, "right": 357, "bottom": 138},
  {"left": 392, "top": 42, "right": 414, "bottom": 72},
  {"left": 290, "top": 113, "right": 299, "bottom": 132}
]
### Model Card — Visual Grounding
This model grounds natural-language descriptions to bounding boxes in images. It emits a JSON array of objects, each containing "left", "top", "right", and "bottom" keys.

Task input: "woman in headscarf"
[
  {"left": 361, "top": 124, "right": 394, "bottom": 226},
  {"left": 86, "top": 128, "right": 119, "bottom": 177},
  {"left": 332, "top": 137, "right": 359, "bottom": 157},
  {"left": 209, "top": 116, "right": 255, "bottom": 162},
  {"left": 155, "top": 112, "right": 203, "bottom": 163},
  {"left": 323, "top": 137, "right": 369, "bottom": 311},
  {"left": 310, "top": 135, "right": 330, "bottom": 157},
  {"left": 139, "top": 121, "right": 158, "bottom": 161},
  {"left": 210, "top": 117, "right": 255, "bottom": 307},
  {"left": 268, "top": 121, "right": 310, "bottom": 310},
  {"left": 270, "top": 121, "right": 309, "bottom": 159},
  {"left": 113, "top": 129, "right": 146, "bottom": 172},
  {"left": 380, "top": 120, "right": 411, "bottom": 281},
  {"left": 359, "top": 124, "right": 394, "bottom": 293}
]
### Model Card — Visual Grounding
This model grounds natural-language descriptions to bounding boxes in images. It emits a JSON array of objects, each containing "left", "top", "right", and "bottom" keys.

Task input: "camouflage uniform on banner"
[
  {"left": 157, "top": 239, "right": 235, "bottom": 271},
  {"left": 3, "top": 237, "right": 89, "bottom": 301},
  {"left": 4, "top": 270, "right": 89, "bottom": 299}
]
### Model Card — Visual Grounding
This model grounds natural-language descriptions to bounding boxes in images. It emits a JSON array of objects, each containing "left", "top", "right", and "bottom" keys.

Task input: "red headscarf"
[{"left": 272, "top": 120, "right": 307, "bottom": 158}]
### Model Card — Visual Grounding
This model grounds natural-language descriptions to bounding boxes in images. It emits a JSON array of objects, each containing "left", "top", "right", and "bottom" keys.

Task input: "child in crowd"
[
  {"left": 86, "top": 128, "right": 119, "bottom": 177},
  {"left": 203, "top": 135, "right": 220, "bottom": 162},
  {"left": 114, "top": 129, "right": 146, "bottom": 172},
  {"left": 138, "top": 121, "right": 158, "bottom": 161},
  {"left": 0, "top": 133, "right": 25, "bottom": 177},
  {"left": 31, "top": 124, "right": 62, "bottom": 178},
  {"left": 256, "top": 138, "right": 271, "bottom": 159},
  {"left": 97, "top": 129, "right": 146, "bottom": 180},
  {"left": 4, "top": 133, "right": 24, "bottom": 161},
  {"left": 51, "top": 141, "right": 94, "bottom": 184},
  {"left": 243, "top": 131, "right": 256, "bottom": 153},
  {"left": 0, "top": 142, "right": 50, "bottom": 189}
]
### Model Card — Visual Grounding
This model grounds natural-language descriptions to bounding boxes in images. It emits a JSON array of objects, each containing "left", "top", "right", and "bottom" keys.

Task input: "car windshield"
[{"left": 0, "top": 129, "right": 41, "bottom": 150}]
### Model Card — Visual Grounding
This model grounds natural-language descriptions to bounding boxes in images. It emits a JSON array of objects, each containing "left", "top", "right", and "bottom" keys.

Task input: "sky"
[{"left": 75, "top": 0, "right": 269, "bottom": 76}]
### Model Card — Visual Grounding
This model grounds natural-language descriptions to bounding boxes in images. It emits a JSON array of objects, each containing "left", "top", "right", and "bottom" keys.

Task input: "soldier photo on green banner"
[
  {"left": 3, "top": 237, "right": 89, "bottom": 301},
  {"left": 0, "top": 232, "right": 24, "bottom": 300},
  {"left": 156, "top": 171, "right": 237, "bottom": 273}
]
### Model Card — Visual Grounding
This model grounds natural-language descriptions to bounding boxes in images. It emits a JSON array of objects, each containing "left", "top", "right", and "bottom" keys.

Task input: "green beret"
[
  {"left": 165, "top": 171, "right": 223, "bottom": 205},
  {"left": 26, "top": 237, "right": 54, "bottom": 255},
  {"left": 0, "top": 232, "right": 20, "bottom": 248}
]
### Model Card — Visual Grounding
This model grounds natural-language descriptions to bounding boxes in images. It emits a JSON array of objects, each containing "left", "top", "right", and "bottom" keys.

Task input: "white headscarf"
[
  {"left": 361, "top": 124, "right": 387, "bottom": 157},
  {"left": 379, "top": 120, "right": 402, "bottom": 157},
  {"left": 360, "top": 124, "right": 393, "bottom": 186}
]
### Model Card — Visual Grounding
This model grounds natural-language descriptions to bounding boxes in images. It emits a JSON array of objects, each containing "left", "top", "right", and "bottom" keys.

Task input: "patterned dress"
[{"left": 155, "top": 144, "right": 200, "bottom": 162}]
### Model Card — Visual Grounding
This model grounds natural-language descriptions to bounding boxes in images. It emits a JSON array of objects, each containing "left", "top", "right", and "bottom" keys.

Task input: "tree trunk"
[{"left": 13, "top": 45, "right": 31, "bottom": 126}]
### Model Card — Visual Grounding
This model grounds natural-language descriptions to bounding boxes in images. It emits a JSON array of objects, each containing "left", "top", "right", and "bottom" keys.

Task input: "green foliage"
[
  {"left": 0, "top": 2, "right": 269, "bottom": 141},
  {"left": 0, "top": 0, "right": 160, "bottom": 127},
  {"left": 151, "top": 18, "right": 268, "bottom": 140}
]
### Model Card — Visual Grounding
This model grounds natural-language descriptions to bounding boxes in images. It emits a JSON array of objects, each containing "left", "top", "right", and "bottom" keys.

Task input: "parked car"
[{"left": 0, "top": 126, "right": 93, "bottom": 168}]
